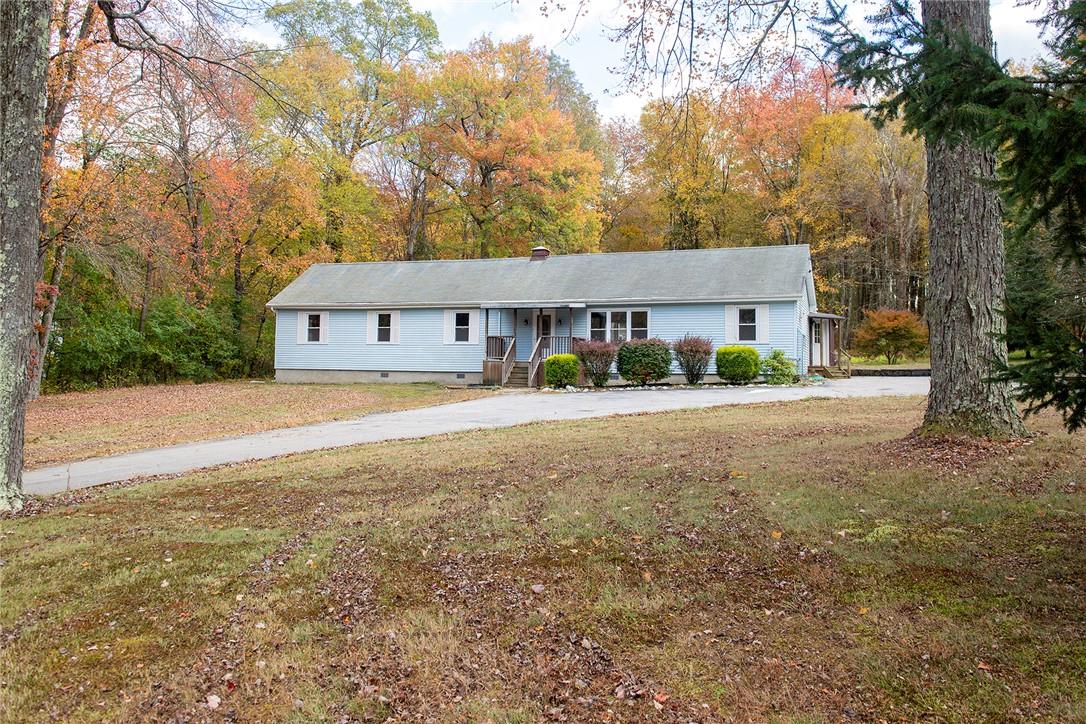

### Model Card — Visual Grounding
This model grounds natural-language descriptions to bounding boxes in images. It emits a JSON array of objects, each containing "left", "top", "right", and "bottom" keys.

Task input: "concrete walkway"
[{"left": 24, "top": 377, "right": 928, "bottom": 496}]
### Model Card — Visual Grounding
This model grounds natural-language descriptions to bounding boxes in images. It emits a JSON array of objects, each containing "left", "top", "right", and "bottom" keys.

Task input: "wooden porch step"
[
  {"left": 811, "top": 365, "right": 850, "bottom": 379},
  {"left": 504, "top": 362, "right": 531, "bottom": 388}
]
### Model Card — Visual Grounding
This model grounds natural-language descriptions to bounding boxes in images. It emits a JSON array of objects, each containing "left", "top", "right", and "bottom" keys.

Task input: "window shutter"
[
  {"left": 366, "top": 311, "right": 377, "bottom": 344},
  {"left": 723, "top": 306, "right": 736, "bottom": 344},
  {"left": 390, "top": 310, "right": 400, "bottom": 344},
  {"left": 319, "top": 312, "right": 329, "bottom": 343},
  {"left": 468, "top": 310, "right": 479, "bottom": 344},
  {"left": 296, "top": 311, "right": 307, "bottom": 344},
  {"left": 443, "top": 310, "right": 454, "bottom": 344},
  {"left": 756, "top": 304, "right": 768, "bottom": 344}
]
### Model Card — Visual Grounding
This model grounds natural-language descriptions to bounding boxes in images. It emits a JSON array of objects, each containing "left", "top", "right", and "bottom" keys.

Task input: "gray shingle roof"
[{"left": 267, "top": 245, "right": 813, "bottom": 309}]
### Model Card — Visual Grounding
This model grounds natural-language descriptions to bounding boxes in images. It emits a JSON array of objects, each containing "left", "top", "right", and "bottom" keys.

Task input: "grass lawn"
[
  {"left": 23, "top": 381, "right": 492, "bottom": 469},
  {"left": 2, "top": 396, "right": 1084, "bottom": 721},
  {"left": 848, "top": 353, "right": 931, "bottom": 368}
]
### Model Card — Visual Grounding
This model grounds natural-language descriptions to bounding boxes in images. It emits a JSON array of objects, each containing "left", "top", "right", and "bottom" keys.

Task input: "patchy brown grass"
[
  {"left": 2, "top": 395, "right": 1084, "bottom": 721},
  {"left": 24, "top": 381, "right": 492, "bottom": 468}
]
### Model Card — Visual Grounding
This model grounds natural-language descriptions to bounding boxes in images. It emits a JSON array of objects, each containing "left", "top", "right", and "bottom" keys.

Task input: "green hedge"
[
  {"left": 544, "top": 353, "right": 580, "bottom": 387},
  {"left": 716, "top": 345, "right": 760, "bottom": 384},
  {"left": 616, "top": 338, "right": 672, "bottom": 385},
  {"left": 761, "top": 349, "right": 797, "bottom": 385}
]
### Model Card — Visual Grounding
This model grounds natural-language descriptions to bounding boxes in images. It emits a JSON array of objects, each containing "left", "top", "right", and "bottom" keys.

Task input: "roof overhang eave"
[{"left": 267, "top": 294, "right": 804, "bottom": 311}]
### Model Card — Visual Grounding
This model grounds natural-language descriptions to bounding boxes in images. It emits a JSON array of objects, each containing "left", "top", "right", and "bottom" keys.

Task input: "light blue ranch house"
[{"left": 267, "top": 244, "right": 846, "bottom": 386}]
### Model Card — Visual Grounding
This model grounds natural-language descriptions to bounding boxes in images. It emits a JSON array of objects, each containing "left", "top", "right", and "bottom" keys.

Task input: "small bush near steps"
[
  {"left": 761, "top": 349, "right": 797, "bottom": 385},
  {"left": 672, "top": 335, "right": 713, "bottom": 384},
  {"left": 544, "top": 354, "right": 580, "bottom": 387},
  {"left": 574, "top": 340, "right": 618, "bottom": 387},
  {"left": 716, "top": 345, "right": 760, "bottom": 384},
  {"left": 616, "top": 338, "right": 672, "bottom": 386}
]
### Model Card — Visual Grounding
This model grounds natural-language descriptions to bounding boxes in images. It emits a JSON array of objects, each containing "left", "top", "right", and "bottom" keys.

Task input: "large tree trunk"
[
  {"left": 920, "top": 0, "right": 1024, "bottom": 436},
  {"left": 0, "top": 0, "right": 51, "bottom": 511}
]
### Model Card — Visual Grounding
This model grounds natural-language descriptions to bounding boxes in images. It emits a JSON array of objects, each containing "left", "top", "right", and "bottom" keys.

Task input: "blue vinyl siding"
[
  {"left": 513, "top": 307, "right": 572, "bottom": 360},
  {"left": 275, "top": 307, "right": 503, "bottom": 372},
  {"left": 577, "top": 301, "right": 802, "bottom": 375},
  {"left": 274, "top": 301, "right": 806, "bottom": 376}
]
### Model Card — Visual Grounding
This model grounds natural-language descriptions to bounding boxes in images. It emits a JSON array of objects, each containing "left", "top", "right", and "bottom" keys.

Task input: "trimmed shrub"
[
  {"left": 616, "top": 338, "right": 672, "bottom": 385},
  {"left": 761, "top": 349, "right": 797, "bottom": 385},
  {"left": 672, "top": 334, "right": 713, "bottom": 384},
  {"left": 574, "top": 339, "right": 617, "bottom": 387},
  {"left": 716, "top": 345, "right": 760, "bottom": 384},
  {"left": 853, "top": 308, "right": 928, "bottom": 365},
  {"left": 544, "top": 353, "right": 580, "bottom": 387}
]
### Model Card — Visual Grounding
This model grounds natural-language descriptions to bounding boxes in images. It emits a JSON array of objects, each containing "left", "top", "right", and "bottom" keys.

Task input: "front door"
[
  {"left": 536, "top": 311, "right": 554, "bottom": 350},
  {"left": 811, "top": 320, "right": 824, "bottom": 366}
]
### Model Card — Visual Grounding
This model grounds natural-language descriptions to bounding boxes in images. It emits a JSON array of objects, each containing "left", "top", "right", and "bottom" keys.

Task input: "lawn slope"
[
  {"left": 2, "top": 396, "right": 1084, "bottom": 721},
  {"left": 24, "top": 381, "right": 491, "bottom": 468}
]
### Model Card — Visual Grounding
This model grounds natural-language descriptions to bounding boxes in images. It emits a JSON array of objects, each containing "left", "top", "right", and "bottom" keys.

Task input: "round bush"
[
  {"left": 573, "top": 340, "right": 617, "bottom": 387},
  {"left": 616, "top": 338, "right": 672, "bottom": 385},
  {"left": 761, "top": 349, "right": 797, "bottom": 385},
  {"left": 544, "top": 353, "right": 580, "bottom": 387},
  {"left": 716, "top": 345, "right": 760, "bottom": 383}
]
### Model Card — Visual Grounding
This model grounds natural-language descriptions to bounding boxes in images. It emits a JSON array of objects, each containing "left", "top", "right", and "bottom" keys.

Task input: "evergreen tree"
[{"left": 822, "top": 0, "right": 1086, "bottom": 432}]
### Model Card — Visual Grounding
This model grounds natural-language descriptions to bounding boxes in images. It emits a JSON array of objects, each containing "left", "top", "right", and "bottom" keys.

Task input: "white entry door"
[{"left": 811, "top": 320, "right": 824, "bottom": 366}]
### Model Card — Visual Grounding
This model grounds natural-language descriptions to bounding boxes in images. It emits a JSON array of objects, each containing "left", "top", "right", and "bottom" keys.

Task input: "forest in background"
[{"left": 39, "top": 0, "right": 932, "bottom": 392}]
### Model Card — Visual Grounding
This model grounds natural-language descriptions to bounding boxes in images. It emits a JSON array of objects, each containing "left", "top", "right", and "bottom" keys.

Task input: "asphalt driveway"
[{"left": 23, "top": 376, "right": 928, "bottom": 496}]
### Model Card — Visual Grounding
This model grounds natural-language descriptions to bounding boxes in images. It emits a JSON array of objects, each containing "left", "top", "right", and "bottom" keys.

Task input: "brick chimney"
[{"left": 530, "top": 246, "right": 550, "bottom": 260}]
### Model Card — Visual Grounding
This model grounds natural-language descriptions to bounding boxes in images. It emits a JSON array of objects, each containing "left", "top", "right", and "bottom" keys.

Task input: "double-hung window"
[
  {"left": 297, "top": 311, "right": 328, "bottom": 344},
  {"left": 589, "top": 309, "right": 649, "bottom": 342},
  {"left": 367, "top": 310, "right": 399, "bottom": 344},
  {"left": 443, "top": 309, "right": 478, "bottom": 344},
  {"left": 727, "top": 304, "right": 766, "bottom": 344},
  {"left": 454, "top": 312, "right": 470, "bottom": 342},
  {"left": 738, "top": 308, "right": 758, "bottom": 342},
  {"left": 376, "top": 313, "right": 393, "bottom": 342}
]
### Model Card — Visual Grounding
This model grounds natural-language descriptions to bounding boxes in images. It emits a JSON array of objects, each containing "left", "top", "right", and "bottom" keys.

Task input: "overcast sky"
[
  {"left": 245, "top": 0, "right": 1050, "bottom": 121},
  {"left": 408, "top": 0, "right": 1049, "bottom": 119}
]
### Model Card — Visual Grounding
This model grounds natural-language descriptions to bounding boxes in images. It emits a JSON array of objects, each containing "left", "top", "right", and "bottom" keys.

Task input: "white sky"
[
  {"left": 409, "top": 0, "right": 1049, "bottom": 119},
  {"left": 243, "top": 0, "right": 1050, "bottom": 121}
]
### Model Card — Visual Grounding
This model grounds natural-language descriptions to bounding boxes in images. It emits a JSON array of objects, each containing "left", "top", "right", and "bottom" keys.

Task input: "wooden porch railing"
[
  {"left": 838, "top": 348, "right": 852, "bottom": 378},
  {"left": 483, "top": 335, "right": 516, "bottom": 386},
  {"left": 527, "top": 337, "right": 546, "bottom": 388},
  {"left": 529, "top": 336, "right": 584, "bottom": 386}
]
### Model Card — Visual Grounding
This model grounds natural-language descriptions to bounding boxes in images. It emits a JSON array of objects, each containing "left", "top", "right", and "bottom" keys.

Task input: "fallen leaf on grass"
[
  {"left": 977, "top": 661, "right": 992, "bottom": 671},
  {"left": 858, "top": 606, "right": 869, "bottom": 615},
  {"left": 770, "top": 530, "right": 782, "bottom": 540}
]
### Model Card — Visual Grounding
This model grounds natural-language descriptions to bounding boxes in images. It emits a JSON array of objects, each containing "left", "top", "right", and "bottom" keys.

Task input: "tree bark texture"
[
  {"left": 920, "top": 0, "right": 1025, "bottom": 436},
  {"left": 0, "top": 0, "right": 51, "bottom": 510}
]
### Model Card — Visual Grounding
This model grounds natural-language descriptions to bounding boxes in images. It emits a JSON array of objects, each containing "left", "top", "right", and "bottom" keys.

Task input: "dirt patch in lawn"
[
  {"left": 2, "top": 396, "right": 1084, "bottom": 721},
  {"left": 23, "top": 380, "right": 492, "bottom": 468}
]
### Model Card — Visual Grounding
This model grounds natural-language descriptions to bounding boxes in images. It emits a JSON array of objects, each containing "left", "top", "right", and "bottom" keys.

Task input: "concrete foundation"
[{"left": 275, "top": 369, "right": 482, "bottom": 386}]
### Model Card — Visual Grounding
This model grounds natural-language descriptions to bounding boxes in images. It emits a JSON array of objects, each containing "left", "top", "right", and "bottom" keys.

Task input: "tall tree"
[
  {"left": 918, "top": 1, "right": 1021, "bottom": 435},
  {"left": 824, "top": 0, "right": 1025, "bottom": 436},
  {"left": 1, "top": 0, "right": 51, "bottom": 509}
]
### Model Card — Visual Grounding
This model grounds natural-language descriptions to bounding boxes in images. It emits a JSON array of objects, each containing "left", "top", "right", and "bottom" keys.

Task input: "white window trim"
[
  {"left": 367, "top": 310, "right": 400, "bottom": 344},
  {"left": 297, "top": 310, "right": 329, "bottom": 344},
  {"left": 443, "top": 309, "right": 479, "bottom": 345},
  {"left": 588, "top": 308, "right": 651, "bottom": 343},
  {"left": 724, "top": 304, "right": 769, "bottom": 345}
]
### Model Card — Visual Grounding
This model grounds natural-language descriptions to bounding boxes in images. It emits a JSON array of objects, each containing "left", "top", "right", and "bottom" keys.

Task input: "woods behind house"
[{"left": 38, "top": 0, "right": 930, "bottom": 392}]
